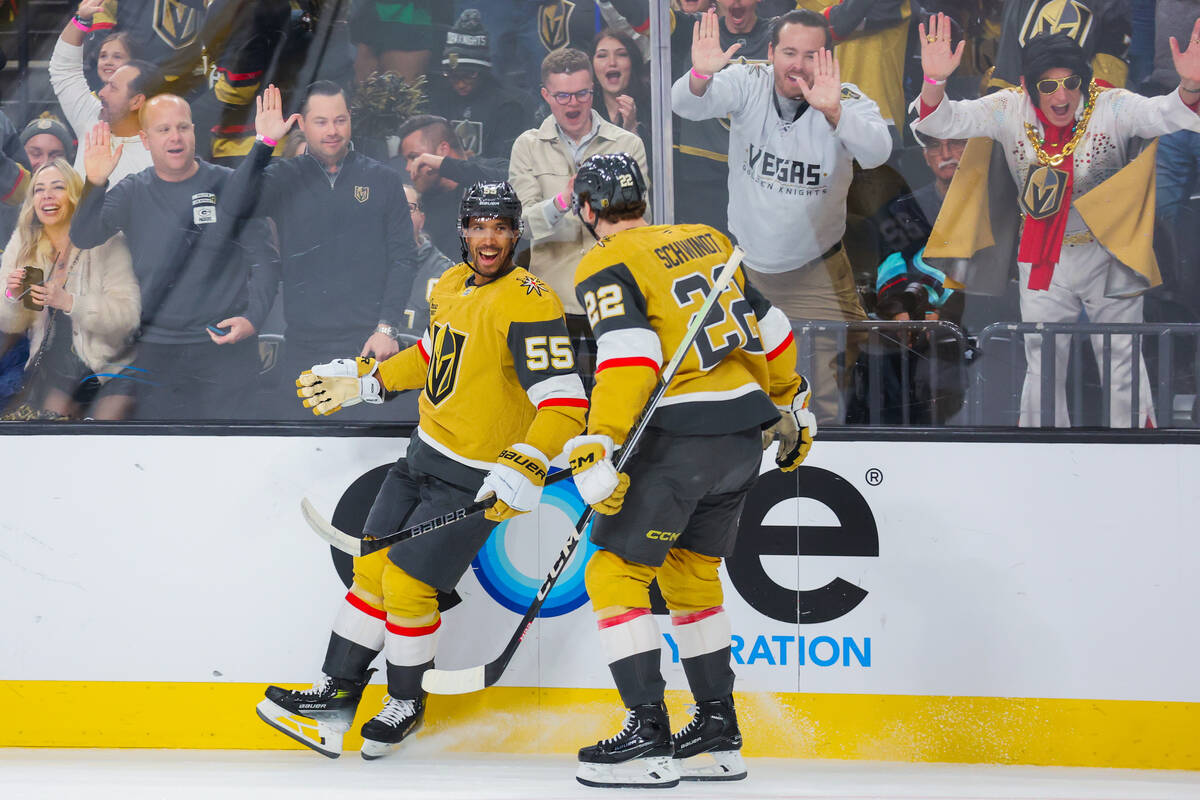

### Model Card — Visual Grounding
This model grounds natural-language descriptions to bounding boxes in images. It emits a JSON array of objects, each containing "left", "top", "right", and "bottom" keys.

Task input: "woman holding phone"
[{"left": 0, "top": 158, "right": 139, "bottom": 419}]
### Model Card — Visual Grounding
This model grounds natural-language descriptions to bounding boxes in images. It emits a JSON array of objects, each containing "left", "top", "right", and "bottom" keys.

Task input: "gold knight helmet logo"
[
  {"left": 425, "top": 323, "right": 468, "bottom": 405},
  {"left": 1020, "top": 0, "right": 1095, "bottom": 47},
  {"left": 539, "top": 0, "right": 575, "bottom": 51},
  {"left": 153, "top": 0, "right": 202, "bottom": 50},
  {"left": 1021, "top": 164, "right": 1069, "bottom": 220}
]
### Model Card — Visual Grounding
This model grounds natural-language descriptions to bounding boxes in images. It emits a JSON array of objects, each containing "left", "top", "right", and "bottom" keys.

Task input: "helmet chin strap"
[
  {"left": 576, "top": 206, "right": 600, "bottom": 242},
  {"left": 466, "top": 239, "right": 519, "bottom": 281}
]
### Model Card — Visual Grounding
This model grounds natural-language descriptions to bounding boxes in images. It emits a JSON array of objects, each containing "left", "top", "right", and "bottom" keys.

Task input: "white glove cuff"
[{"left": 359, "top": 375, "right": 384, "bottom": 404}]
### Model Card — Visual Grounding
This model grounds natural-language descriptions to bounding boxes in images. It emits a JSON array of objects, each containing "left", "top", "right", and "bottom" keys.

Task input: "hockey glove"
[
  {"left": 296, "top": 357, "right": 383, "bottom": 416},
  {"left": 765, "top": 376, "right": 817, "bottom": 472},
  {"left": 475, "top": 443, "right": 548, "bottom": 522},
  {"left": 565, "top": 434, "right": 629, "bottom": 515}
]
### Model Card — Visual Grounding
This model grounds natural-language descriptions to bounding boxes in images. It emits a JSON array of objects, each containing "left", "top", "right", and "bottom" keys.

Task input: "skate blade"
[
  {"left": 255, "top": 698, "right": 345, "bottom": 759},
  {"left": 576, "top": 756, "right": 680, "bottom": 788},
  {"left": 677, "top": 749, "right": 748, "bottom": 781},
  {"left": 360, "top": 719, "right": 424, "bottom": 761}
]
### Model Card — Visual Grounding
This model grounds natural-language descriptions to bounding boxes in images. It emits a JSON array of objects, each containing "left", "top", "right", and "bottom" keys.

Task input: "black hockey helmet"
[
  {"left": 573, "top": 152, "right": 646, "bottom": 217},
  {"left": 458, "top": 180, "right": 523, "bottom": 264}
]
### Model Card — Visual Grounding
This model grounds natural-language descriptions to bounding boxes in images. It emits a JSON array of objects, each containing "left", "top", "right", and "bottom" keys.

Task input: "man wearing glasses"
[
  {"left": 399, "top": 184, "right": 454, "bottom": 338},
  {"left": 915, "top": 15, "right": 1200, "bottom": 427},
  {"left": 509, "top": 47, "right": 648, "bottom": 348}
]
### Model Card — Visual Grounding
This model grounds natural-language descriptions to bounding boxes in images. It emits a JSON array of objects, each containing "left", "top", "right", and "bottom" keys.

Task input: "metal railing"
[
  {"left": 971, "top": 322, "right": 1200, "bottom": 428},
  {"left": 793, "top": 320, "right": 971, "bottom": 426}
]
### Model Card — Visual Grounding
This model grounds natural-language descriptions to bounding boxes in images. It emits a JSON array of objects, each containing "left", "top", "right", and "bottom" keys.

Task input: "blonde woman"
[{"left": 0, "top": 159, "right": 139, "bottom": 419}]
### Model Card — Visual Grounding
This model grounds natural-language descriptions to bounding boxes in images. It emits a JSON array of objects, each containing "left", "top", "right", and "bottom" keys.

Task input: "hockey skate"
[
  {"left": 576, "top": 702, "right": 680, "bottom": 789},
  {"left": 256, "top": 671, "right": 373, "bottom": 758},
  {"left": 359, "top": 694, "right": 426, "bottom": 760},
  {"left": 670, "top": 695, "right": 747, "bottom": 781}
]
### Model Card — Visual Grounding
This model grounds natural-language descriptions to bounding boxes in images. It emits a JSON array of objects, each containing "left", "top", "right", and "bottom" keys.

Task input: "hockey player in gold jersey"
[
  {"left": 566, "top": 154, "right": 817, "bottom": 788},
  {"left": 257, "top": 182, "right": 587, "bottom": 760}
]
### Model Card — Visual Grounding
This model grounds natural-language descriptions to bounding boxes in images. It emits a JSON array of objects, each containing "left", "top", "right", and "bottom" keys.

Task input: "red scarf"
[{"left": 1017, "top": 109, "right": 1075, "bottom": 291}]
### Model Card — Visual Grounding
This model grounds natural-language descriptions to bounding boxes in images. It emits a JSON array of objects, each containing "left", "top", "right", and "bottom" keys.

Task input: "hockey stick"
[
  {"left": 301, "top": 468, "right": 577, "bottom": 558},
  {"left": 421, "top": 246, "right": 746, "bottom": 696}
]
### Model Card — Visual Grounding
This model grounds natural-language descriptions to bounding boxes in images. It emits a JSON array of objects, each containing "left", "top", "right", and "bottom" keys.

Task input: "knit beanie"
[
  {"left": 20, "top": 113, "right": 76, "bottom": 164},
  {"left": 443, "top": 9, "right": 491, "bottom": 70}
]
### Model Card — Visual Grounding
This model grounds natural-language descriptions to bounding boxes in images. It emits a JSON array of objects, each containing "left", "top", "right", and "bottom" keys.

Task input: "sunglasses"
[
  {"left": 1035, "top": 75, "right": 1082, "bottom": 95},
  {"left": 548, "top": 88, "right": 593, "bottom": 105}
]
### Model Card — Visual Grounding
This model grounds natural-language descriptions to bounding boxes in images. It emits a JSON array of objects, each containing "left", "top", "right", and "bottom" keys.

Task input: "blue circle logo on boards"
[{"left": 471, "top": 473, "right": 598, "bottom": 617}]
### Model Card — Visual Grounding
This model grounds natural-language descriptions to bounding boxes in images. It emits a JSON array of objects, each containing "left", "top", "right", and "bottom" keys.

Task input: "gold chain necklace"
[{"left": 1023, "top": 81, "right": 1102, "bottom": 167}]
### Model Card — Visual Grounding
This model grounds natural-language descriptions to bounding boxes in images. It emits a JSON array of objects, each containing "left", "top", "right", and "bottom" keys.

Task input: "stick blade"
[
  {"left": 421, "top": 664, "right": 486, "bottom": 695},
  {"left": 300, "top": 497, "right": 363, "bottom": 557}
]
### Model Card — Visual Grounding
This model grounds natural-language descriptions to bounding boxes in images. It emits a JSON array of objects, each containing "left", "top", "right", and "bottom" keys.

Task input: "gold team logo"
[
  {"left": 153, "top": 0, "right": 201, "bottom": 50},
  {"left": 539, "top": 0, "right": 575, "bottom": 51},
  {"left": 518, "top": 275, "right": 546, "bottom": 296},
  {"left": 1019, "top": 0, "right": 1094, "bottom": 47},
  {"left": 1021, "top": 164, "right": 1069, "bottom": 220},
  {"left": 425, "top": 323, "right": 467, "bottom": 405},
  {"left": 354, "top": 186, "right": 369, "bottom": 204}
]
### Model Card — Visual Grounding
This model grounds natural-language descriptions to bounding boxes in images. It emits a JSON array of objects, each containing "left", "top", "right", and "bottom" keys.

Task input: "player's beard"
[{"left": 468, "top": 240, "right": 516, "bottom": 282}]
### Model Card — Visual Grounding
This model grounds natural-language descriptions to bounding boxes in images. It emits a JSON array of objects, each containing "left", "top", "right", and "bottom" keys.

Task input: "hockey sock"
[
  {"left": 322, "top": 591, "right": 386, "bottom": 680},
  {"left": 671, "top": 606, "right": 735, "bottom": 701},
  {"left": 384, "top": 614, "right": 441, "bottom": 697},
  {"left": 598, "top": 607, "right": 665, "bottom": 708}
]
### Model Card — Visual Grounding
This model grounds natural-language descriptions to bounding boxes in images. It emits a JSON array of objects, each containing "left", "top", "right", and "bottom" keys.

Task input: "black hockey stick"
[
  {"left": 421, "top": 246, "right": 747, "bottom": 695},
  {"left": 300, "top": 468, "right": 577, "bottom": 558}
]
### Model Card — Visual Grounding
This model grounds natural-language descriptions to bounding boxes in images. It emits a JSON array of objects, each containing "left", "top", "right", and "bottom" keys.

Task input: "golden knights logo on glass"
[
  {"left": 1021, "top": 164, "right": 1069, "bottom": 220},
  {"left": 539, "top": 0, "right": 575, "bottom": 51},
  {"left": 425, "top": 323, "right": 468, "bottom": 405},
  {"left": 1019, "top": 0, "right": 1094, "bottom": 47},
  {"left": 154, "top": 0, "right": 202, "bottom": 49}
]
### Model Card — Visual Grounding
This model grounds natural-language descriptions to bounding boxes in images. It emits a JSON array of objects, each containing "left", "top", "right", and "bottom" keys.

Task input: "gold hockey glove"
[
  {"left": 296, "top": 357, "right": 383, "bottom": 415},
  {"left": 766, "top": 375, "right": 817, "bottom": 472},
  {"left": 565, "top": 434, "right": 629, "bottom": 515},
  {"left": 475, "top": 443, "right": 549, "bottom": 522}
]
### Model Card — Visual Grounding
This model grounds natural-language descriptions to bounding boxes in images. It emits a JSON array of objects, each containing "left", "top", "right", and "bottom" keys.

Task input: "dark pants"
[{"left": 124, "top": 339, "right": 258, "bottom": 421}]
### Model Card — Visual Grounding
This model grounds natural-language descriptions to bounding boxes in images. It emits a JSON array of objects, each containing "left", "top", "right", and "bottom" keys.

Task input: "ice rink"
[{"left": 2, "top": 749, "right": 1199, "bottom": 800}]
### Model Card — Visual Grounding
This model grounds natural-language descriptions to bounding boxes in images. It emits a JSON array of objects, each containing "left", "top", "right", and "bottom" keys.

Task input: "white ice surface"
[{"left": 1, "top": 750, "right": 1199, "bottom": 800}]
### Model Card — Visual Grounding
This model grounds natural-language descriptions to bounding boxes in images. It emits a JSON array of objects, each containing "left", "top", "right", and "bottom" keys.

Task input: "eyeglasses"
[
  {"left": 1035, "top": 75, "right": 1082, "bottom": 95},
  {"left": 408, "top": 202, "right": 421, "bottom": 214},
  {"left": 548, "top": 88, "right": 593, "bottom": 105}
]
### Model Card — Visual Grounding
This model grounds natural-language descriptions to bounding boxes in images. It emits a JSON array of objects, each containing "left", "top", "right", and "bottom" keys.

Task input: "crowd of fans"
[{"left": 0, "top": 0, "right": 1194, "bottom": 428}]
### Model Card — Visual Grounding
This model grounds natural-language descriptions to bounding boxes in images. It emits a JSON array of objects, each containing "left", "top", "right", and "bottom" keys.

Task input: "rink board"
[{"left": 1, "top": 434, "right": 1198, "bottom": 768}]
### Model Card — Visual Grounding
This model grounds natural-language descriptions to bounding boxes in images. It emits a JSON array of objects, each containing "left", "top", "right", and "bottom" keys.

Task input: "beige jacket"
[
  {"left": 509, "top": 111, "right": 648, "bottom": 314},
  {"left": 0, "top": 231, "right": 140, "bottom": 377}
]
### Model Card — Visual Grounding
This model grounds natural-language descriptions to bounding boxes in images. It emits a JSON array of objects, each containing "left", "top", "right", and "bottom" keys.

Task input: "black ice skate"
[
  {"left": 359, "top": 694, "right": 426, "bottom": 760},
  {"left": 255, "top": 671, "right": 373, "bottom": 759},
  {"left": 576, "top": 702, "right": 679, "bottom": 788},
  {"left": 670, "top": 695, "right": 747, "bottom": 781}
]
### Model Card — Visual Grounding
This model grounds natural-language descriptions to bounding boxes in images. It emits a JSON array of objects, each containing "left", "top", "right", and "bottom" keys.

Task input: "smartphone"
[
  {"left": 206, "top": 324, "right": 230, "bottom": 337},
  {"left": 20, "top": 267, "right": 44, "bottom": 311}
]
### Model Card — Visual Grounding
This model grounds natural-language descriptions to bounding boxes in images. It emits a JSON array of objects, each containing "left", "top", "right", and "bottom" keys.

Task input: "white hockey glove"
[
  {"left": 475, "top": 443, "right": 548, "bottom": 522},
  {"left": 565, "top": 434, "right": 629, "bottom": 515},
  {"left": 765, "top": 376, "right": 817, "bottom": 472},
  {"left": 296, "top": 357, "right": 383, "bottom": 416}
]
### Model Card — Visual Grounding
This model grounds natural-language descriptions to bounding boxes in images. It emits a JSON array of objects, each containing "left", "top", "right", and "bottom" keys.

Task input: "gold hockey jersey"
[
  {"left": 574, "top": 223, "right": 801, "bottom": 445},
  {"left": 378, "top": 263, "right": 588, "bottom": 475}
]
